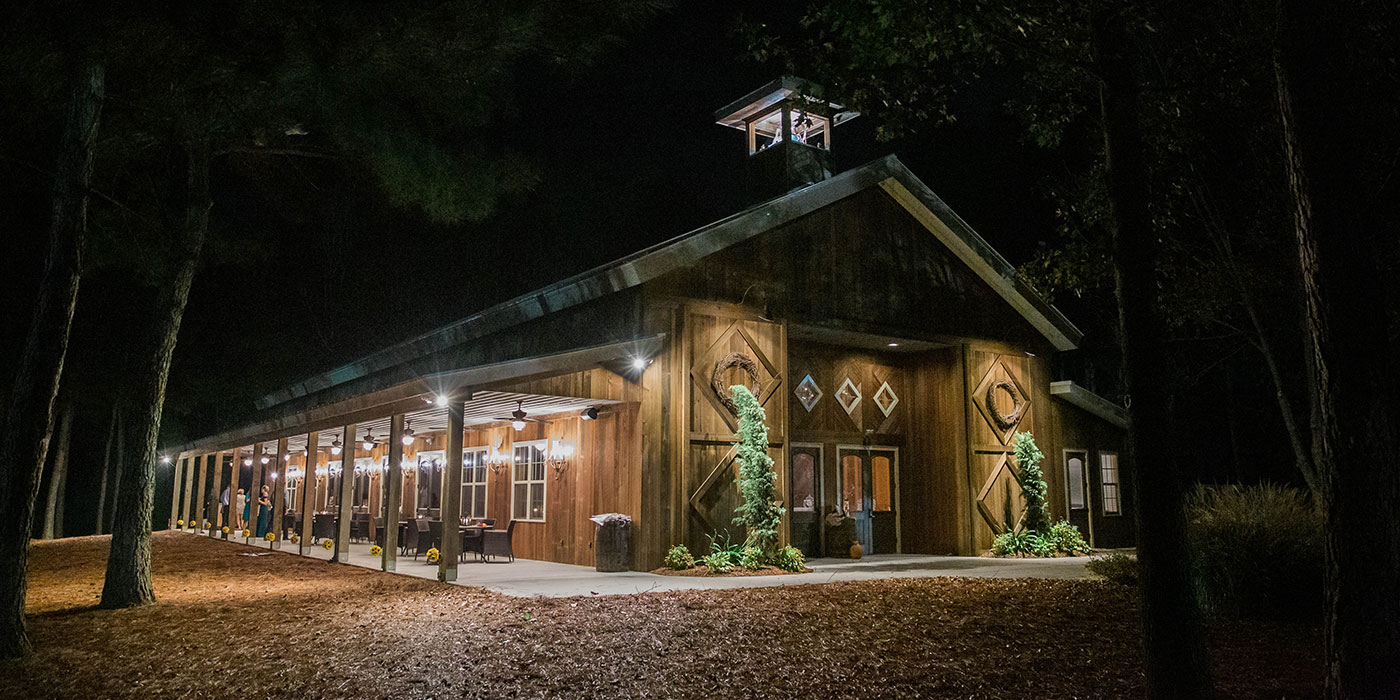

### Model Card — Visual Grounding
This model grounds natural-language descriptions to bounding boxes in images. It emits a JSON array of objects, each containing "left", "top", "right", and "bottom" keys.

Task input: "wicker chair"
[
  {"left": 400, "top": 520, "right": 418, "bottom": 556},
  {"left": 413, "top": 519, "right": 433, "bottom": 560},
  {"left": 460, "top": 528, "right": 484, "bottom": 562},
  {"left": 482, "top": 520, "right": 517, "bottom": 562}
]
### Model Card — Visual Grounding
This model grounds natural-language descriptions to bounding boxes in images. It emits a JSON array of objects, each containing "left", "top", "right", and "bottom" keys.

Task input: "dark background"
[{"left": 2, "top": 2, "right": 1289, "bottom": 534}]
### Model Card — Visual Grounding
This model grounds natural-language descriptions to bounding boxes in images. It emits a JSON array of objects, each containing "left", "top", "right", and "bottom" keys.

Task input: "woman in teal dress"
[{"left": 256, "top": 485, "right": 272, "bottom": 537}]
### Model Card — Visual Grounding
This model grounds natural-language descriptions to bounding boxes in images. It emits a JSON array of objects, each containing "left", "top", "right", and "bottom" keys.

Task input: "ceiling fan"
[{"left": 493, "top": 400, "right": 552, "bottom": 431}]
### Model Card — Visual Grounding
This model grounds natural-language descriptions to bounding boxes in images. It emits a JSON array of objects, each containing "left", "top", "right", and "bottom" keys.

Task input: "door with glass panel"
[
  {"left": 837, "top": 446, "right": 899, "bottom": 554},
  {"left": 1063, "top": 450, "right": 1092, "bottom": 542},
  {"left": 788, "top": 444, "right": 822, "bottom": 557}
]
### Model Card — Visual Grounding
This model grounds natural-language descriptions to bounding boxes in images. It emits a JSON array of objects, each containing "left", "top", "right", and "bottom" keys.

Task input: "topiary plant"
[
  {"left": 1012, "top": 431, "right": 1050, "bottom": 534},
  {"left": 730, "top": 385, "right": 784, "bottom": 557},
  {"left": 664, "top": 544, "right": 695, "bottom": 570}
]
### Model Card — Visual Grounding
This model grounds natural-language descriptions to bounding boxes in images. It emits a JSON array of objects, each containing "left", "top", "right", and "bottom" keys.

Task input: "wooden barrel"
[{"left": 595, "top": 521, "right": 632, "bottom": 572}]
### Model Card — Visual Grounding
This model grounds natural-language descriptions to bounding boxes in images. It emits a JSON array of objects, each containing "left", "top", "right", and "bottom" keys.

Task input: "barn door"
[
  {"left": 838, "top": 446, "right": 899, "bottom": 554},
  {"left": 685, "top": 312, "right": 786, "bottom": 553}
]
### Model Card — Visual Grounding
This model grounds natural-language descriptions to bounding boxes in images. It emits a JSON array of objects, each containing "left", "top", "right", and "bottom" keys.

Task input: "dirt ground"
[{"left": 2, "top": 532, "right": 1320, "bottom": 699}]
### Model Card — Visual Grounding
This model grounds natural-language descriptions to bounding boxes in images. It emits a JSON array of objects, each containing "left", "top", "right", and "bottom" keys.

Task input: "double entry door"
[{"left": 839, "top": 446, "right": 899, "bottom": 555}]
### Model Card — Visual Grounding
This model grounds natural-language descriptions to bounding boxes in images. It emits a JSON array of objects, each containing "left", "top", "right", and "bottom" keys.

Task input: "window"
[
  {"left": 840, "top": 455, "right": 863, "bottom": 514},
  {"left": 1066, "top": 453, "right": 1086, "bottom": 510},
  {"left": 415, "top": 451, "right": 445, "bottom": 513},
  {"left": 791, "top": 452, "right": 816, "bottom": 512},
  {"left": 512, "top": 440, "right": 547, "bottom": 522},
  {"left": 285, "top": 477, "right": 300, "bottom": 514},
  {"left": 462, "top": 447, "right": 489, "bottom": 520},
  {"left": 1100, "top": 452, "right": 1121, "bottom": 515}
]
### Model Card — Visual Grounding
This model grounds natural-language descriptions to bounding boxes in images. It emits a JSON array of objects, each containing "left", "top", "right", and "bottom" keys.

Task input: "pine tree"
[{"left": 730, "top": 385, "right": 784, "bottom": 557}]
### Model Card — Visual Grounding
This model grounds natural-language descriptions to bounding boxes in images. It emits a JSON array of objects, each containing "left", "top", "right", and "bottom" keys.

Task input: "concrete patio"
[{"left": 210, "top": 531, "right": 1094, "bottom": 597}]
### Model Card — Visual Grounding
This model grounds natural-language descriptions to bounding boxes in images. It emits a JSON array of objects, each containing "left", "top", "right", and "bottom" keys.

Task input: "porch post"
[
  {"left": 168, "top": 454, "right": 184, "bottom": 529},
  {"left": 438, "top": 399, "right": 464, "bottom": 582},
  {"left": 271, "top": 437, "right": 289, "bottom": 548},
  {"left": 193, "top": 453, "right": 209, "bottom": 533},
  {"left": 208, "top": 451, "right": 225, "bottom": 537},
  {"left": 332, "top": 423, "right": 356, "bottom": 563},
  {"left": 247, "top": 442, "right": 265, "bottom": 540},
  {"left": 383, "top": 413, "right": 405, "bottom": 572},
  {"left": 224, "top": 449, "right": 240, "bottom": 538},
  {"left": 299, "top": 431, "right": 318, "bottom": 555},
  {"left": 182, "top": 454, "right": 197, "bottom": 529}
]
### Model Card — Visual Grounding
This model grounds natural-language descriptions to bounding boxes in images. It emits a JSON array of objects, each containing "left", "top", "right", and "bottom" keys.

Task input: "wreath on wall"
[
  {"left": 985, "top": 380, "right": 1027, "bottom": 431},
  {"left": 711, "top": 352, "right": 761, "bottom": 414}
]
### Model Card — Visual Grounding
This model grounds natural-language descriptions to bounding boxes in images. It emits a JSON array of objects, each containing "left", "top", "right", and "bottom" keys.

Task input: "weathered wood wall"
[{"left": 1048, "top": 399, "right": 1135, "bottom": 548}]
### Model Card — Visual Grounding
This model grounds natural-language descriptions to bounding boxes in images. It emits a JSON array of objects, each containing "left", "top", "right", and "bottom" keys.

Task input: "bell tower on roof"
[{"left": 714, "top": 76, "right": 859, "bottom": 202}]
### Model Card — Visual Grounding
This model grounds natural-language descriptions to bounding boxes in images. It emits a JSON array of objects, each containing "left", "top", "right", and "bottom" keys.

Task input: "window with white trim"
[
  {"left": 1100, "top": 452, "right": 1121, "bottom": 515},
  {"left": 462, "top": 447, "right": 489, "bottom": 520},
  {"left": 512, "top": 440, "right": 547, "bottom": 522}
]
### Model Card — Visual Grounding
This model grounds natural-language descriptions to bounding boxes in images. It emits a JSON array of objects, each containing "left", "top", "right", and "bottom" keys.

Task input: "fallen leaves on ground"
[{"left": 1, "top": 532, "right": 1320, "bottom": 699}]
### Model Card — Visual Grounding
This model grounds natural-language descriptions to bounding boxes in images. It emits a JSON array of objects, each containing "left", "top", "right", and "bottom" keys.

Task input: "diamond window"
[
  {"left": 794, "top": 374, "right": 823, "bottom": 412},
  {"left": 874, "top": 381, "right": 900, "bottom": 417},
  {"left": 836, "top": 377, "right": 862, "bottom": 415}
]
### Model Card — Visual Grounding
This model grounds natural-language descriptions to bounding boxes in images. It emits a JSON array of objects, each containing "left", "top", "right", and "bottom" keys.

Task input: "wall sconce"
[
  {"left": 549, "top": 439, "right": 575, "bottom": 480},
  {"left": 486, "top": 448, "right": 511, "bottom": 475}
]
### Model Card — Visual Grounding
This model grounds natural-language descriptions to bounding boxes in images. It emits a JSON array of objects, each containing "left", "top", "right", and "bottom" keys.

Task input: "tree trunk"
[
  {"left": 95, "top": 403, "right": 117, "bottom": 535},
  {"left": 1276, "top": 3, "right": 1400, "bottom": 696},
  {"left": 0, "top": 64, "right": 103, "bottom": 660},
  {"left": 100, "top": 141, "right": 211, "bottom": 610},
  {"left": 41, "top": 403, "right": 74, "bottom": 539},
  {"left": 107, "top": 407, "right": 123, "bottom": 536},
  {"left": 1092, "top": 8, "right": 1212, "bottom": 699}
]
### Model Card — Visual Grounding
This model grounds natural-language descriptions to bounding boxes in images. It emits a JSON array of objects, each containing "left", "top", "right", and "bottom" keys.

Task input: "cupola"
[{"left": 714, "top": 76, "right": 859, "bottom": 201}]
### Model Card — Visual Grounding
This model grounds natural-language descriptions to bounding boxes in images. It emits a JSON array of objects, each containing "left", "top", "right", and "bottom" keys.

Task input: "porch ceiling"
[{"left": 218, "top": 391, "right": 620, "bottom": 455}]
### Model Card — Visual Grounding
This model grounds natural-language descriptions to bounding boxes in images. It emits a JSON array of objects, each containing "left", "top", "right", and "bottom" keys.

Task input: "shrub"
[
  {"left": 991, "top": 530, "right": 1053, "bottom": 557},
  {"left": 701, "top": 551, "right": 733, "bottom": 574},
  {"left": 1187, "top": 483, "right": 1322, "bottom": 619},
  {"left": 1046, "top": 520, "right": 1091, "bottom": 555},
  {"left": 1087, "top": 551, "right": 1139, "bottom": 585},
  {"left": 738, "top": 546, "right": 765, "bottom": 570},
  {"left": 1013, "top": 432, "right": 1050, "bottom": 534},
  {"left": 773, "top": 545, "right": 806, "bottom": 572},
  {"left": 664, "top": 544, "right": 695, "bottom": 570},
  {"left": 730, "top": 385, "right": 784, "bottom": 557}
]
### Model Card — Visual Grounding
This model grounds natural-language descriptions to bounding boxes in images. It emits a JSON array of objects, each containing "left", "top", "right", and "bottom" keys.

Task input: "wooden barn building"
[{"left": 165, "top": 78, "right": 1134, "bottom": 577}]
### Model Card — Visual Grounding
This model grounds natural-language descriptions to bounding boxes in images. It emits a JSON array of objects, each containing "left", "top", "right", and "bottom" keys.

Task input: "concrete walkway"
[{"left": 197, "top": 531, "right": 1091, "bottom": 598}]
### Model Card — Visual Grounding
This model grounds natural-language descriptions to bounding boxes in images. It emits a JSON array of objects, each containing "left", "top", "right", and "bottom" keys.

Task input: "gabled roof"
[{"left": 257, "top": 154, "right": 1082, "bottom": 410}]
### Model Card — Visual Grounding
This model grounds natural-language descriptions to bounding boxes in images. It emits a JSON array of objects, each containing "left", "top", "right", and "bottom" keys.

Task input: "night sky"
[
  {"left": 5, "top": 2, "right": 1279, "bottom": 534},
  {"left": 161, "top": 2, "right": 1061, "bottom": 439}
]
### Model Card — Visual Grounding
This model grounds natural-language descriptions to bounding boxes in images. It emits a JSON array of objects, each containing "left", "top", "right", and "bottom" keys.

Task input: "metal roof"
[{"left": 256, "top": 155, "right": 1082, "bottom": 412}]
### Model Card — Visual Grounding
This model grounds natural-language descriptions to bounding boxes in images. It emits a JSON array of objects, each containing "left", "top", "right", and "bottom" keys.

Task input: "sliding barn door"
[
  {"left": 967, "top": 349, "right": 1037, "bottom": 551},
  {"left": 684, "top": 308, "right": 787, "bottom": 553}
]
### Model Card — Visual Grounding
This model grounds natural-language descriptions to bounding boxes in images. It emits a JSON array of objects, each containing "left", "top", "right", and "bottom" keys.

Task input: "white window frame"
[
  {"left": 462, "top": 446, "right": 489, "bottom": 520},
  {"left": 1100, "top": 452, "right": 1122, "bottom": 516},
  {"left": 511, "top": 439, "right": 548, "bottom": 523}
]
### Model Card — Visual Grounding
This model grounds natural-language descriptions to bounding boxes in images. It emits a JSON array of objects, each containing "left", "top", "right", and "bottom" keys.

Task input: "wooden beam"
[
  {"left": 271, "top": 437, "right": 288, "bottom": 548},
  {"left": 383, "top": 414, "right": 404, "bottom": 572},
  {"left": 193, "top": 453, "right": 209, "bottom": 533},
  {"left": 247, "top": 443, "right": 265, "bottom": 540},
  {"left": 208, "top": 451, "right": 226, "bottom": 537},
  {"left": 332, "top": 424, "right": 356, "bottom": 563},
  {"left": 439, "top": 399, "right": 464, "bottom": 582},
  {"left": 298, "top": 431, "right": 318, "bottom": 555},
  {"left": 168, "top": 454, "right": 184, "bottom": 529}
]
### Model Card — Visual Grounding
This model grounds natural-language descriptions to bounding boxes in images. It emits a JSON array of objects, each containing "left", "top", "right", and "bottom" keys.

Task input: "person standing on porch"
[
  {"left": 256, "top": 485, "right": 272, "bottom": 537},
  {"left": 236, "top": 489, "right": 247, "bottom": 530}
]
